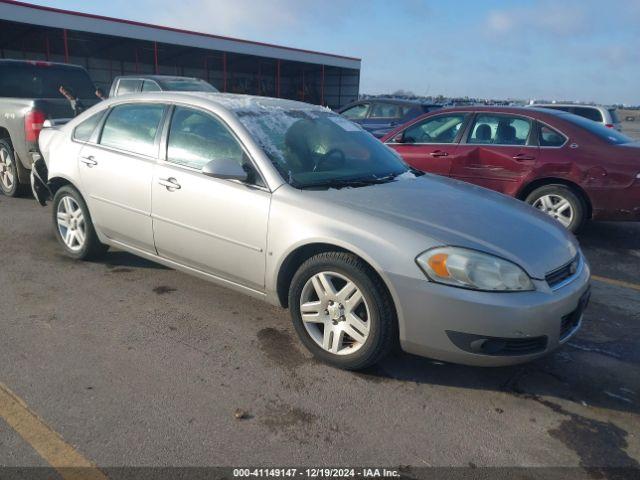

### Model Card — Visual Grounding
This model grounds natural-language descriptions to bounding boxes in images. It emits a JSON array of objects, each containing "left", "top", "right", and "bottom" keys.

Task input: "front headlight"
[{"left": 416, "top": 247, "right": 534, "bottom": 292}]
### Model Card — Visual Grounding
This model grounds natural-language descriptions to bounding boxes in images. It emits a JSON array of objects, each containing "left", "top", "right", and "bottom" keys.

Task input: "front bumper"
[{"left": 390, "top": 259, "right": 591, "bottom": 366}]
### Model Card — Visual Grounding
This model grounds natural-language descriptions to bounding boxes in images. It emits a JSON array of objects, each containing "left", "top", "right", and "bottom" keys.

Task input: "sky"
[{"left": 20, "top": 0, "right": 640, "bottom": 104}]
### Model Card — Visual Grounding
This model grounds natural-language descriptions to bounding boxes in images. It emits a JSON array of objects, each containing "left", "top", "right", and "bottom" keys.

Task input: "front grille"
[{"left": 546, "top": 255, "right": 580, "bottom": 289}]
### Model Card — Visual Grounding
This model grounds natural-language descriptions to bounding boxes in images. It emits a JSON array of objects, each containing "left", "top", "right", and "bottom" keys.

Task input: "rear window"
[
  {"left": 572, "top": 107, "right": 603, "bottom": 123},
  {"left": 562, "top": 113, "right": 633, "bottom": 144},
  {"left": 608, "top": 109, "right": 620, "bottom": 124},
  {"left": 156, "top": 78, "right": 217, "bottom": 92},
  {"left": 0, "top": 62, "right": 95, "bottom": 99}
]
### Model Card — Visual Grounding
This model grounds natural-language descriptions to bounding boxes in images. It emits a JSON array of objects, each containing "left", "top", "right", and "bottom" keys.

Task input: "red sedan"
[{"left": 382, "top": 106, "right": 640, "bottom": 232}]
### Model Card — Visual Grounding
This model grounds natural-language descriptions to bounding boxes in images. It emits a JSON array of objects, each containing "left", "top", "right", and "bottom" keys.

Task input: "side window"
[
  {"left": 341, "top": 103, "right": 370, "bottom": 120},
  {"left": 73, "top": 111, "right": 104, "bottom": 142},
  {"left": 539, "top": 124, "right": 566, "bottom": 147},
  {"left": 116, "top": 79, "right": 142, "bottom": 95},
  {"left": 401, "top": 114, "right": 467, "bottom": 144},
  {"left": 99, "top": 103, "right": 165, "bottom": 156},
  {"left": 573, "top": 107, "right": 603, "bottom": 123},
  {"left": 142, "top": 80, "right": 161, "bottom": 92},
  {"left": 370, "top": 103, "right": 401, "bottom": 119},
  {"left": 167, "top": 106, "right": 248, "bottom": 174},
  {"left": 468, "top": 115, "right": 531, "bottom": 146}
]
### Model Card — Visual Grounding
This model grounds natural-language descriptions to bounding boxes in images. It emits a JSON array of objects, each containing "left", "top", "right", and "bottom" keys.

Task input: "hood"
[{"left": 309, "top": 174, "right": 578, "bottom": 279}]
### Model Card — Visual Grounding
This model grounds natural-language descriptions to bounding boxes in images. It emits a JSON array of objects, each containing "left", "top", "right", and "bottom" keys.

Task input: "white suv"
[{"left": 529, "top": 103, "right": 621, "bottom": 131}]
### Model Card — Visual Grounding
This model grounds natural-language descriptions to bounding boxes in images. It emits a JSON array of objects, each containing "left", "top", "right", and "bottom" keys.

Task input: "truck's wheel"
[{"left": 0, "top": 138, "right": 23, "bottom": 197}]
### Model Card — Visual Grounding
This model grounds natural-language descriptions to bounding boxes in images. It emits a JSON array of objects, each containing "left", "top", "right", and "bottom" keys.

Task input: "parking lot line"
[
  {"left": 592, "top": 275, "right": 640, "bottom": 292},
  {"left": 0, "top": 381, "right": 107, "bottom": 480}
]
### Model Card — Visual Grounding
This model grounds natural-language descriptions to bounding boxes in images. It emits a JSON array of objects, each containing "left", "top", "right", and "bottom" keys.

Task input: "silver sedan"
[{"left": 33, "top": 92, "right": 591, "bottom": 370}]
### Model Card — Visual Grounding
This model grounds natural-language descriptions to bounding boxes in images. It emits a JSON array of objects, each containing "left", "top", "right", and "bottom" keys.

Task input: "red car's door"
[
  {"left": 385, "top": 112, "right": 469, "bottom": 176},
  {"left": 450, "top": 113, "right": 538, "bottom": 197}
]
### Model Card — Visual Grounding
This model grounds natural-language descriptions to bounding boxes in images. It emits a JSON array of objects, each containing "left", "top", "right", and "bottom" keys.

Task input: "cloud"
[{"left": 485, "top": 1, "right": 589, "bottom": 37}]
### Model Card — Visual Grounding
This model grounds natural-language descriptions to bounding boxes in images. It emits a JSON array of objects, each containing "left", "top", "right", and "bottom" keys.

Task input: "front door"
[
  {"left": 78, "top": 102, "right": 166, "bottom": 253},
  {"left": 152, "top": 106, "right": 269, "bottom": 290},
  {"left": 450, "top": 113, "right": 538, "bottom": 197},
  {"left": 385, "top": 112, "right": 470, "bottom": 176}
]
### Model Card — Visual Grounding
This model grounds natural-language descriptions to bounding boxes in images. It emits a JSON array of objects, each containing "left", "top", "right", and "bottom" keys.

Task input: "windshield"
[
  {"left": 0, "top": 62, "right": 96, "bottom": 99},
  {"left": 157, "top": 78, "right": 218, "bottom": 92},
  {"left": 561, "top": 112, "right": 632, "bottom": 144},
  {"left": 235, "top": 108, "right": 410, "bottom": 188}
]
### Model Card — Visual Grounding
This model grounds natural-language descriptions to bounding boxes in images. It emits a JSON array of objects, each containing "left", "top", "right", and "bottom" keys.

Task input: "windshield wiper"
[{"left": 299, "top": 173, "right": 400, "bottom": 190}]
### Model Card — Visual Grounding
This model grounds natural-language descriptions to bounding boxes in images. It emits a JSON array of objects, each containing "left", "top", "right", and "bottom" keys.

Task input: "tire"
[
  {"left": 525, "top": 184, "right": 586, "bottom": 233},
  {"left": 0, "top": 138, "right": 28, "bottom": 197},
  {"left": 52, "top": 185, "right": 108, "bottom": 260},
  {"left": 288, "top": 251, "right": 397, "bottom": 370}
]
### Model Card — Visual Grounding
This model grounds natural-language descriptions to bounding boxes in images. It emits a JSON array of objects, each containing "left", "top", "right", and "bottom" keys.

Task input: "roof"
[
  {"left": 114, "top": 74, "right": 205, "bottom": 81},
  {"left": 105, "top": 91, "right": 329, "bottom": 112},
  {"left": 0, "top": 0, "right": 361, "bottom": 70}
]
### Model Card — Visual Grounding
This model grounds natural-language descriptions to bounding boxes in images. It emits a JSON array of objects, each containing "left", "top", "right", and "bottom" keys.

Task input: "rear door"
[
  {"left": 385, "top": 112, "right": 469, "bottom": 176},
  {"left": 78, "top": 102, "right": 166, "bottom": 253},
  {"left": 450, "top": 113, "right": 538, "bottom": 196}
]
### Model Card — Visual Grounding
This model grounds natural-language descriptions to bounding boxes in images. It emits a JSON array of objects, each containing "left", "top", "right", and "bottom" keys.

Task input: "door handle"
[
  {"left": 430, "top": 151, "right": 449, "bottom": 158},
  {"left": 79, "top": 155, "right": 98, "bottom": 167},
  {"left": 158, "top": 177, "right": 181, "bottom": 191},
  {"left": 513, "top": 153, "right": 536, "bottom": 161}
]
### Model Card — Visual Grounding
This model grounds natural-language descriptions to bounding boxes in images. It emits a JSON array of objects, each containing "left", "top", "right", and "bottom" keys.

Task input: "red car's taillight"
[{"left": 24, "top": 110, "right": 47, "bottom": 142}]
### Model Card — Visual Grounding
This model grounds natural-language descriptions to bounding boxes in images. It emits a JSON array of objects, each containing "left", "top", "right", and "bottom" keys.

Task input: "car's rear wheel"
[
  {"left": 0, "top": 138, "right": 23, "bottom": 197},
  {"left": 288, "top": 251, "right": 397, "bottom": 370},
  {"left": 525, "top": 184, "right": 586, "bottom": 233},
  {"left": 52, "top": 185, "right": 108, "bottom": 260}
]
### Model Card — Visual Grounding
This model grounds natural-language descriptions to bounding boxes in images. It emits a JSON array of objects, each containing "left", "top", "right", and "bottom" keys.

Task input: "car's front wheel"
[
  {"left": 52, "top": 185, "right": 108, "bottom": 260},
  {"left": 525, "top": 184, "right": 586, "bottom": 233},
  {"left": 288, "top": 252, "right": 397, "bottom": 370}
]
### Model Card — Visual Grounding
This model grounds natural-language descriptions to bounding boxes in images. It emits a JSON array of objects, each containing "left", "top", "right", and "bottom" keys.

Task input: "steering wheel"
[{"left": 314, "top": 148, "right": 346, "bottom": 171}]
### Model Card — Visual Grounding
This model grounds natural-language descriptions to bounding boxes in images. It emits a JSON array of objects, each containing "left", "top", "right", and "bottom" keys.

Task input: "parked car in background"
[
  {"left": 33, "top": 92, "right": 589, "bottom": 370},
  {"left": 530, "top": 103, "right": 622, "bottom": 131},
  {"left": 0, "top": 59, "right": 100, "bottom": 197},
  {"left": 109, "top": 75, "right": 218, "bottom": 97},
  {"left": 382, "top": 106, "right": 640, "bottom": 232},
  {"left": 338, "top": 98, "right": 441, "bottom": 138}
]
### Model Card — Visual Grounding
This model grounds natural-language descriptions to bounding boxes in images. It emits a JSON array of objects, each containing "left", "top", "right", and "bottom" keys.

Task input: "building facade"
[{"left": 0, "top": 0, "right": 361, "bottom": 109}]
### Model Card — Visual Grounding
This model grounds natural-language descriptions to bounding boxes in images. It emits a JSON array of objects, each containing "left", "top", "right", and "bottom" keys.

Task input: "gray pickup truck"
[{"left": 0, "top": 59, "right": 100, "bottom": 197}]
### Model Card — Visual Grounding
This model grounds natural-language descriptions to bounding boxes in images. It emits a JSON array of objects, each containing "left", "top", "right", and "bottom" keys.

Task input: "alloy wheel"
[
  {"left": 57, "top": 196, "right": 86, "bottom": 252},
  {"left": 533, "top": 194, "right": 574, "bottom": 228},
  {"left": 299, "top": 271, "right": 370, "bottom": 355},
  {"left": 0, "top": 146, "right": 15, "bottom": 191}
]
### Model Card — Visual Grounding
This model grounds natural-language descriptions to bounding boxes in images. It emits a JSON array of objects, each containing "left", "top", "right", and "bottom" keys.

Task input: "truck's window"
[
  {"left": 99, "top": 103, "right": 165, "bottom": 156},
  {"left": 142, "top": 80, "right": 161, "bottom": 92},
  {"left": 0, "top": 62, "right": 95, "bottom": 99},
  {"left": 73, "top": 111, "right": 104, "bottom": 142},
  {"left": 116, "top": 79, "right": 142, "bottom": 95}
]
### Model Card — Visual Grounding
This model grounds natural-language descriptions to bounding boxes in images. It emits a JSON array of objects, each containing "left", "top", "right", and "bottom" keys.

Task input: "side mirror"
[
  {"left": 201, "top": 159, "right": 248, "bottom": 182},
  {"left": 392, "top": 133, "right": 405, "bottom": 143}
]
